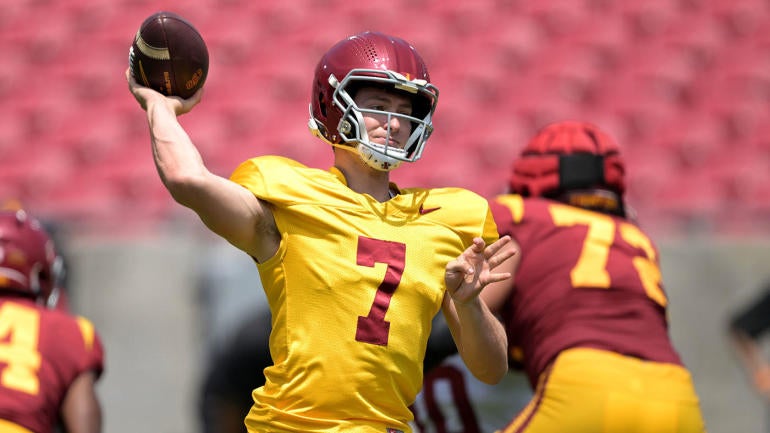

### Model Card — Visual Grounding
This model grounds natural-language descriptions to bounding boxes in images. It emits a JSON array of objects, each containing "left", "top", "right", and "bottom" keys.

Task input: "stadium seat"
[
  {"left": 619, "top": 0, "right": 680, "bottom": 39},
  {"left": 710, "top": 0, "right": 770, "bottom": 38},
  {"left": 651, "top": 113, "right": 725, "bottom": 170},
  {"left": 653, "top": 169, "right": 725, "bottom": 232},
  {"left": 662, "top": 12, "right": 725, "bottom": 70},
  {"left": 519, "top": 0, "right": 590, "bottom": 39}
]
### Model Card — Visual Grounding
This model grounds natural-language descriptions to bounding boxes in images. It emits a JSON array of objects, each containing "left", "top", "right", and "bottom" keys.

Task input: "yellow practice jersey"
[{"left": 230, "top": 156, "right": 498, "bottom": 433}]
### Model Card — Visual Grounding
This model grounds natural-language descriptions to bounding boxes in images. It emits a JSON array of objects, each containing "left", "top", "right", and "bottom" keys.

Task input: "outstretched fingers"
[
  {"left": 481, "top": 269, "right": 512, "bottom": 286},
  {"left": 482, "top": 236, "right": 516, "bottom": 267}
]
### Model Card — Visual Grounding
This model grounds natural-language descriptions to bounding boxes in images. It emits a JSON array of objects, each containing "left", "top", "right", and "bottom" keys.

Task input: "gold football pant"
[
  {"left": 500, "top": 347, "right": 707, "bottom": 433},
  {"left": 0, "top": 420, "right": 34, "bottom": 433}
]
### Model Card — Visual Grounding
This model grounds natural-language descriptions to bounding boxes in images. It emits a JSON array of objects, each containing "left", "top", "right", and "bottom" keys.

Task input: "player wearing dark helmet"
[
  {"left": 0, "top": 209, "right": 104, "bottom": 433},
  {"left": 127, "top": 31, "right": 512, "bottom": 433},
  {"left": 483, "top": 121, "right": 706, "bottom": 432}
]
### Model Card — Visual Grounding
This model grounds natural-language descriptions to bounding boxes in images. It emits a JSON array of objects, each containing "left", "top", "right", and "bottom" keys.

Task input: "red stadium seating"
[{"left": 2, "top": 0, "right": 769, "bottom": 237}]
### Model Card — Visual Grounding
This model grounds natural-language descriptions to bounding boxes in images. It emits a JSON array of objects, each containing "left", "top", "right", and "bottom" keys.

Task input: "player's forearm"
[
  {"left": 453, "top": 297, "right": 508, "bottom": 384},
  {"left": 60, "top": 371, "right": 102, "bottom": 433},
  {"left": 145, "top": 99, "right": 209, "bottom": 202}
]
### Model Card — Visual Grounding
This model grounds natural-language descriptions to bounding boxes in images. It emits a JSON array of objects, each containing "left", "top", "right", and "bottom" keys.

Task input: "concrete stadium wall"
[
  {"left": 68, "top": 232, "right": 207, "bottom": 433},
  {"left": 662, "top": 239, "right": 770, "bottom": 433},
  {"left": 64, "top": 231, "right": 770, "bottom": 433}
]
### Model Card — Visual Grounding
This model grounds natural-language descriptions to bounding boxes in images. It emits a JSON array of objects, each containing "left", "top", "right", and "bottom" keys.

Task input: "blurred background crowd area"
[{"left": 1, "top": 0, "right": 769, "bottom": 239}]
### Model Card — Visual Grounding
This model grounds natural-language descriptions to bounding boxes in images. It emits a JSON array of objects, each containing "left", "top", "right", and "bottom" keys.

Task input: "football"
[{"left": 129, "top": 11, "right": 208, "bottom": 99}]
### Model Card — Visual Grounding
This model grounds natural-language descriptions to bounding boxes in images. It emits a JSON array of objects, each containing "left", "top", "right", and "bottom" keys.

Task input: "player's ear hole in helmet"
[
  {"left": 307, "top": 31, "right": 439, "bottom": 172},
  {"left": 509, "top": 120, "right": 627, "bottom": 217}
]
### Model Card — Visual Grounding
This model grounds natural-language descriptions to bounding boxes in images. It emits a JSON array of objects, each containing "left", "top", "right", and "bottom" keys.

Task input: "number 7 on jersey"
[{"left": 355, "top": 236, "right": 406, "bottom": 346}]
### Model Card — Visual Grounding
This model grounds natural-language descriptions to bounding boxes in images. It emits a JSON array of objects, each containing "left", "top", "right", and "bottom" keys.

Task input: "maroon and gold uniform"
[
  {"left": 490, "top": 195, "right": 706, "bottom": 433},
  {"left": 0, "top": 297, "right": 104, "bottom": 433}
]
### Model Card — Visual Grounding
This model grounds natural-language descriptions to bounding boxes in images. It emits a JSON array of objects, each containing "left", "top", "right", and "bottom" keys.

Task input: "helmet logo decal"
[{"left": 8, "top": 250, "right": 26, "bottom": 267}]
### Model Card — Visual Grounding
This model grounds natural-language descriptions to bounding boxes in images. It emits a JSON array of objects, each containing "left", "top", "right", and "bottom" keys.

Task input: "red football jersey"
[
  {"left": 490, "top": 195, "right": 682, "bottom": 387},
  {"left": 0, "top": 297, "right": 104, "bottom": 432}
]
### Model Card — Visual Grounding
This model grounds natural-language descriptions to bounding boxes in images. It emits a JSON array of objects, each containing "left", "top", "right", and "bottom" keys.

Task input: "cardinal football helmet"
[
  {"left": 0, "top": 209, "right": 60, "bottom": 305},
  {"left": 308, "top": 31, "right": 439, "bottom": 171},
  {"left": 509, "top": 121, "right": 627, "bottom": 215}
]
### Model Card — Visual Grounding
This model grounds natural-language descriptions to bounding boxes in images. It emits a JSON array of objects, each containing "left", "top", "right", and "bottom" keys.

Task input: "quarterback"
[{"left": 127, "top": 31, "right": 511, "bottom": 433}]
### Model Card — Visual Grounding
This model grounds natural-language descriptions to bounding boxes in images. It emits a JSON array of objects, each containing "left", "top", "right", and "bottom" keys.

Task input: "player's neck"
[{"left": 334, "top": 156, "right": 392, "bottom": 202}]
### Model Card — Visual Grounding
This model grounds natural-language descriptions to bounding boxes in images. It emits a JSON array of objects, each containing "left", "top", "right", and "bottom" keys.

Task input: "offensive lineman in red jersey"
[
  {"left": 484, "top": 121, "right": 707, "bottom": 433},
  {"left": 0, "top": 209, "right": 104, "bottom": 433}
]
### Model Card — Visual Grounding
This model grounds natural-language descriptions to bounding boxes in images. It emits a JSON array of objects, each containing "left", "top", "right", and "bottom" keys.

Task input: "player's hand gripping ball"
[{"left": 129, "top": 11, "right": 208, "bottom": 99}]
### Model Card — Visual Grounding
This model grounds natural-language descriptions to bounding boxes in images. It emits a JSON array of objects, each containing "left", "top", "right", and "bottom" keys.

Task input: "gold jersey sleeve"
[{"left": 230, "top": 156, "right": 498, "bottom": 433}]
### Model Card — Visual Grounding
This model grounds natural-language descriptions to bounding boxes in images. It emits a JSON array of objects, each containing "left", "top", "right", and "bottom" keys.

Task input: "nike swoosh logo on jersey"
[{"left": 419, "top": 205, "right": 441, "bottom": 215}]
